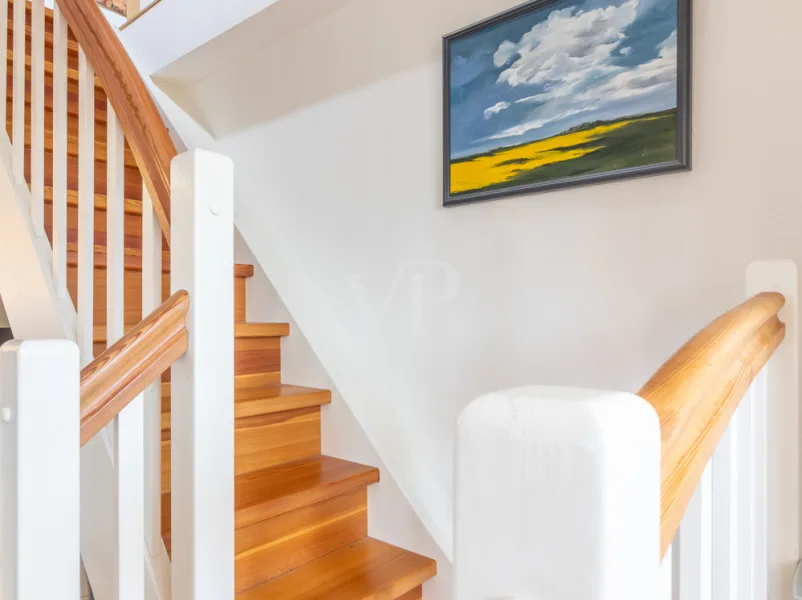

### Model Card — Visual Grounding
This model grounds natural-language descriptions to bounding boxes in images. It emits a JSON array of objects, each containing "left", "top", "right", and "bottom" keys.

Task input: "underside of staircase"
[{"left": 8, "top": 3, "right": 436, "bottom": 597}]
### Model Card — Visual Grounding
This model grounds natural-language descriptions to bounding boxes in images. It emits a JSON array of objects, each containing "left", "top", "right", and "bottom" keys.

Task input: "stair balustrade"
[
  {"left": 0, "top": 1, "right": 234, "bottom": 598},
  {"left": 455, "top": 260, "right": 799, "bottom": 600}
]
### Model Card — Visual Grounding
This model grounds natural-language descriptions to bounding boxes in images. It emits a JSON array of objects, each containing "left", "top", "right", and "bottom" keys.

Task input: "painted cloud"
[{"left": 449, "top": 0, "right": 679, "bottom": 158}]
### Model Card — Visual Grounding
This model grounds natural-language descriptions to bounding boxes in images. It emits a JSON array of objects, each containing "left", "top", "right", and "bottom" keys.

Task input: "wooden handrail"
[
  {"left": 80, "top": 291, "right": 189, "bottom": 446},
  {"left": 638, "top": 292, "right": 786, "bottom": 557},
  {"left": 54, "top": 0, "right": 177, "bottom": 244}
]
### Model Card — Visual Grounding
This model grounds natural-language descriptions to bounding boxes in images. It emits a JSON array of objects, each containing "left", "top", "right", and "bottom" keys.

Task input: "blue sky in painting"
[{"left": 449, "top": 0, "right": 679, "bottom": 158}]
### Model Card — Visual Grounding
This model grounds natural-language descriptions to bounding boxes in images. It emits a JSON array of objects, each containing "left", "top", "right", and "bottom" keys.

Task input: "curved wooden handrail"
[
  {"left": 639, "top": 292, "right": 786, "bottom": 557},
  {"left": 80, "top": 291, "right": 189, "bottom": 446},
  {"left": 54, "top": 0, "right": 177, "bottom": 244}
]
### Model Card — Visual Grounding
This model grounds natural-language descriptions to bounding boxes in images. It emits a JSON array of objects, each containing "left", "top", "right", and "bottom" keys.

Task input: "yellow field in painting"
[{"left": 451, "top": 118, "right": 645, "bottom": 194}]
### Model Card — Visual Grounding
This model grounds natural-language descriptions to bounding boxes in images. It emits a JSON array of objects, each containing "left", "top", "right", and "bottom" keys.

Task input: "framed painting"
[{"left": 443, "top": 0, "right": 691, "bottom": 206}]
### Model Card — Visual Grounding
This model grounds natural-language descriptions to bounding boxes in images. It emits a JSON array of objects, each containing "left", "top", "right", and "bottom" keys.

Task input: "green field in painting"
[{"left": 450, "top": 110, "right": 678, "bottom": 196}]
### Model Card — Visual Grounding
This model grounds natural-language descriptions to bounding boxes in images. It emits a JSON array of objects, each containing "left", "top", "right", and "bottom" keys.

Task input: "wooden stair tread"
[
  {"left": 161, "top": 385, "right": 331, "bottom": 425},
  {"left": 236, "top": 323, "right": 290, "bottom": 338},
  {"left": 66, "top": 243, "right": 254, "bottom": 278},
  {"left": 95, "top": 317, "right": 278, "bottom": 344},
  {"left": 236, "top": 537, "right": 436, "bottom": 600},
  {"left": 7, "top": 50, "right": 105, "bottom": 90},
  {"left": 45, "top": 186, "right": 143, "bottom": 216},
  {"left": 183, "top": 455, "right": 378, "bottom": 532}
]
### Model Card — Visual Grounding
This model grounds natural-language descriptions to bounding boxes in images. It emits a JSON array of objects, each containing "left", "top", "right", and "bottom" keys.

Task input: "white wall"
[{"left": 148, "top": 0, "right": 802, "bottom": 568}]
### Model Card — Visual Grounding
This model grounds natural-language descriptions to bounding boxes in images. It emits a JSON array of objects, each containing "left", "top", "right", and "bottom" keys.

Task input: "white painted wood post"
[
  {"left": 746, "top": 260, "right": 799, "bottom": 599},
  {"left": 0, "top": 340, "right": 81, "bottom": 600},
  {"left": 454, "top": 386, "right": 661, "bottom": 600},
  {"left": 52, "top": 5, "right": 69, "bottom": 298},
  {"left": 30, "top": 0, "right": 45, "bottom": 237},
  {"left": 142, "top": 184, "right": 164, "bottom": 557},
  {"left": 77, "top": 49, "right": 95, "bottom": 365},
  {"left": 170, "top": 149, "right": 235, "bottom": 600}
]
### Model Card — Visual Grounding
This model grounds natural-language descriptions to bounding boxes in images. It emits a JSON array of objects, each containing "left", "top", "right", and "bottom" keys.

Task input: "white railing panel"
[
  {"left": 752, "top": 368, "right": 768, "bottom": 600},
  {"left": 171, "top": 149, "right": 235, "bottom": 600},
  {"left": 0, "top": 339, "right": 81, "bottom": 600},
  {"left": 746, "top": 260, "right": 799, "bottom": 598},
  {"left": 454, "top": 387, "right": 661, "bottom": 600},
  {"left": 77, "top": 49, "right": 95, "bottom": 365},
  {"left": 142, "top": 184, "right": 164, "bottom": 557},
  {"left": 675, "top": 463, "right": 712, "bottom": 600},
  {"left": 106, "top": 104, "right": 145, "bottom": 600},
  {"left": 735, "top": 391, "right": 756, "bottom": 598},
  {"left": 30, "top": 0, "right": 45, "bottom": 236},
  {"left": 11, "top": 0, "right": 24, "bottom": 183},
  {"left": 52, "top": 5, "right": 69, "bottom": 297}
]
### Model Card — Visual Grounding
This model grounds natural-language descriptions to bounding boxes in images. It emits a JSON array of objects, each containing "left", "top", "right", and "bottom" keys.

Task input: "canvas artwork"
[
  {"left": 97, "top": 0, "right": 128, "bottom": 16},
  {"left": 444, "top": 0, "right": 691, "bottom": 205}
]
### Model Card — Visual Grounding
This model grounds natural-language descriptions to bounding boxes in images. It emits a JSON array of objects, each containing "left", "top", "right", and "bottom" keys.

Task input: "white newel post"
[
  {"left": 0, "top": 340, "right": 80, "bottom": 600},
  {"left": 170, "top": 150, "right": 235, "bottom": 600},
  {"left": 454, "top": 386, "right": 661, "bottom": 600}
]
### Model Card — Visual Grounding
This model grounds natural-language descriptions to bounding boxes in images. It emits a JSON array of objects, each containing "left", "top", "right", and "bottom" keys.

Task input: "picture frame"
[{"left": 443, "top": 0, "right": 692, "bottom": 206}]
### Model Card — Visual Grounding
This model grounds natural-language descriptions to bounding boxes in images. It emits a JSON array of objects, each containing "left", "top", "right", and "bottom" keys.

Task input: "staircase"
[{"left": 3, "top": 2, "right": 436, "bottom": 598}]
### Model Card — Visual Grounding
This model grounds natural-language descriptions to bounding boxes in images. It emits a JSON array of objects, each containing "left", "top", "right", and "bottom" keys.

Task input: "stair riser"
[
  {"left": 5, "top": 77, "right": 108, "bottom": 124},
  {"left": 234, "top": 489, "right": 368, "bottom": 594},
  {"left": 161, "top": 407, "right": 321, "bottom": 495},
  {"left": 397, "top": 587, "right": 424, "bottom": 600}
]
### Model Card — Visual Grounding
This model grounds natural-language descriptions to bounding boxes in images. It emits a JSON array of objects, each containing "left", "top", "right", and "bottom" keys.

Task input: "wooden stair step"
[
  {"left": 44, "top": 186, "right": 143, "bottom": 216},
  {"left": 236, "top": 322, "right": 290, "bottom": 338},
  {"left": 233, "top": 455, "right": 379, "bottom": 530},
  {"left": 5, "top": 74, "right": 109, "bottom": 125},
  {"left": 66, "top": 243, "right": 255, "bottom": 277},
  {"left": 95, "top": 316, "right": 277, "bottom": 344},
  {"left": 161, "top": 385, "right": 332, "bottom": 427},
  {"left": 7, "top": 50, "right": 105, "bottom": 91},
  {"left": 235, "top": 537, "right": 436, "bottom": 600}
]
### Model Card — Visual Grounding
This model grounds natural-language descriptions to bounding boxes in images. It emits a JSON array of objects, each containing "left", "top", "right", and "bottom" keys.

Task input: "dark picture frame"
[{"left": 443, "top": 0, "right": 692, "bottom": 206}]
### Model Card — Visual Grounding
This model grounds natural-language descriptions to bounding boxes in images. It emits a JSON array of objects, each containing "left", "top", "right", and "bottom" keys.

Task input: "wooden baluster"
[
  {"left": 52, "top": 6, "right": 68, "bottom": 297},
  {"left": 107, "top": 104, "right": 145, "bottom": 599},
  {"left": 0, "top": 340, "right": 81, "bottom": 600},
  {"left": 171, "top": 150, "right": 235, "bottom": 600},
  {"left": 77, "top": 49, "right": 94, "bottom": 365},
  {"left": 142, "top": 184, "right": 164, "bottom": 557},
  {"left": 30, "top": 0, "right": 44, "bottom": 236},
  {"left": 11, "top": 0, "right": 24, "bottom": 182}
]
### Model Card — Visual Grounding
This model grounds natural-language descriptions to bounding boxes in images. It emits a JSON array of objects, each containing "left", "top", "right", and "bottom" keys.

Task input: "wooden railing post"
[
  {"left": 170, "top": 149, "right": 235, "bottom": 599},
  {"left": 0, "top": 339, "right": 81, "bottom": 600},
  {"left": 454, "top": 387, "right": 661, "bottom": 600}
]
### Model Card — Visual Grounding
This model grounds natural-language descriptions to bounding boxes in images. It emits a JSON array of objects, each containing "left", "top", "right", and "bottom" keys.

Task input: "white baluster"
[
  {"left": 171, "top": 150, "right": 235, "bottom": 600},
  {"left": 52, "top": 5, "right": 68, "bottom": 297},
  {"left": 30, "top": 0, "right": 44, "bottom": 236},
  {"left": 0, "top": 0, "right": 8, "bottom": 132},
  {"left": 735, "top": 392, "right": 756, "bottom": 598},
  {"left": 77, "top": 49, "right": 94, "bottom": 364},
  {"left": 107, "top": 104, "right": 145, "bottom": 600},
  {"left": 675, "top": 463, "right": 713, "bottom": 600},
  {"left": 11, "top": 0, "right": 24, "bottom": 182},
  {"left": 0, "top": 339, "right": 81, "bottom": 600},
  {"left": 711, "top": 417, "right": 739, "bottom": 600},
  {"left": 746, "top": 260, "right": 799, "bottom": 598},
  {"left": 142, "top": 184, "right": 164, "bottom": 556}
]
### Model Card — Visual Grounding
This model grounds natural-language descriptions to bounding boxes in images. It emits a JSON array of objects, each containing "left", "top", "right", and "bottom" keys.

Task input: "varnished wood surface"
[
  {"left": 237, "top": 538, "right": 436, "bottom": 600},
  {"left": 638, "top": 292, "right": 786, "bottom": 556},
  {"left": 54, "top": 0, "right": 177, "bottom": 242},
  {"left": 80, "top": 291, "right": 189, "bottom": 446}
]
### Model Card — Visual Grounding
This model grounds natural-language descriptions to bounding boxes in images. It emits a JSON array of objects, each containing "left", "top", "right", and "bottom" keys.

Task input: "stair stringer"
[{"left": 0, "top": 134, "right": 169, "bottom": 600}]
